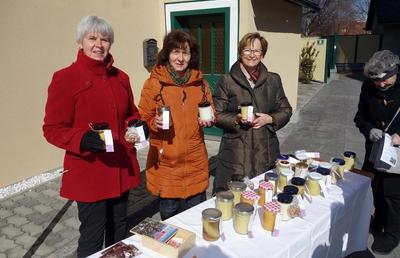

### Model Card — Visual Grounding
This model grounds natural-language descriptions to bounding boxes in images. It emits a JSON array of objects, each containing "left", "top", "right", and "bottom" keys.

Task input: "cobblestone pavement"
[{"left": 2, "top": 75, "right": 396, "bottom": 258}]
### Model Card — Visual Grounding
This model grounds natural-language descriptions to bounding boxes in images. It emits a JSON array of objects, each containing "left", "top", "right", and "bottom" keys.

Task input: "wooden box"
[{"left": 132, "top": 224, "right": 196, "bottom": 258}]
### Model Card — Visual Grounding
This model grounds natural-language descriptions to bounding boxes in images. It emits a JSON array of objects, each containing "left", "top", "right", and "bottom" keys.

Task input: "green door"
[{"left": 171, "top": 10, "right": 230, "bottom": 136}]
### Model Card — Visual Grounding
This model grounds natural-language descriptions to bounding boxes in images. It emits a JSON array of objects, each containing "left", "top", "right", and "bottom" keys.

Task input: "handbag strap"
[{"left": 385, "top": 106, "right": 400, "bottom": 132}]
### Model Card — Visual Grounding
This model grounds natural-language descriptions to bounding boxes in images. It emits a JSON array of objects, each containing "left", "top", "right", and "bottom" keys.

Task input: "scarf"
[{"left": 166, "top": 64, "right": 192, "bottom": 86}]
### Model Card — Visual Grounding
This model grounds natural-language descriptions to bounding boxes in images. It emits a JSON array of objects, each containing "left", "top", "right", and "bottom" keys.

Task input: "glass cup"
[
  {"left": 306, "top": 172, "right": 323, "bottom": 196},
  {"left": 157, "top": 106, "right": 171, "bottom": 130},
  {"left": 343, "top": 151, "right": 356, "bottom": 171},
  {"left": 233, "top": 203, "right": 254, "bottom": 235},
  {"left": 228, "top": 181, "right": 247, "bottom": 206},
  {"left": 202, "top": 208, "right": 222, "bottom": 241},
  {"left": 277, "top": 193, "right": 293, "bottom": 221},
  {"left": 279, "top": 168, "right": 294, "bottom": 191},
  {"left": 240, "top": 102, "right": 253, "bottom": 122}
]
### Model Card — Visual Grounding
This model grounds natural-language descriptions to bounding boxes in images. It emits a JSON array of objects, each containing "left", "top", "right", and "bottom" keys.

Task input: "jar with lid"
[
  {"left": 240, "top": 190, "right": 258, "bottom": 206},
  {"left": 265, "top": 172, "right": 278, "bottom": 195},
  {"left": 343, "top": 151, "right": 356, "bottom": 171},
  {"left": 291, "top": 177, "right": 306, "bottom": 198},
  {"left": 258, "top": 181, "right": 273, "bottom": 206},
  {"left": 233, "top": 203, "right": 254, "bottom": 235},
  {"left": 331, "top": 158, "right": 346, "bottom": 178},
  {"left": 216, "top": 191, "right": 234, "bottom": 220},
  {"left": 283, "top": 185, "right": 299, "bottom": 196},
  {"left": 279, "top": 168, "right": 294, "bottom": 191},
  {"left": 277, "top": 193, "right": 293, "bottom": 221},
  {"left": 294, "top": 162, "right": 308, "bottom": 178},
  {"left": 306, "top": 172, "right": 323, "bottom": 196},
  {"left": 228, "top": 181, "right": 247, "bottom": 206},
  {"left": 202, "top": 208, "right": 222, "bottom": 241},
  {"left": 277, "top": 160, "right": 291, "bottom": 175},
  {"left": 316, "top": 167, "right": 330, "bottom": 184},
  {"left": 262, "top": 201, "right": 280, "bottom": 232}
]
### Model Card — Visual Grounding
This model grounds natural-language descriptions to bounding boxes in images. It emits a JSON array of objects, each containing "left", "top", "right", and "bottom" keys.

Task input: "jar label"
[
  {"left": 103, "top": 130, "right": 114, "bottom": 152},
  {"left": 272, "top": 213, "right": 281, "bottom": 237},
  {"left": 219, "top": 220, "right": 226, "bottom": 241},
  {"left": 162, "top": 110, "right": 170, "bottom": 129}
]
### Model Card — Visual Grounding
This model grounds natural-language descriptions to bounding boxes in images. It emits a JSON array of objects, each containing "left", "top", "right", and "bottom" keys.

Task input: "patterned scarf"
[{"left": 166, "top": 64, "right": 192, "bottom": 86}]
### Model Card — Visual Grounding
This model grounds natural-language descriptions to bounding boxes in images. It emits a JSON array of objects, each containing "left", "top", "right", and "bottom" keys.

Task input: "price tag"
[
  {"left": 266, "top": 189, "right": 273, "bottom": 203},
  {"left": 162, "top": 110, "right": 170, "bottom": 129},
  {"left": 103, "top": 130, "right": 114, "bottom": 152},
  {"left": 219, "top": 220, "right": 226, "bottom": 241},
  {"left": 272, "top": 213, "right": 281, "bottom": 237},
  {"left": 134, "top": 126, "right": 149, "bottom": 150},
  {"left": 326, "top": 175, "right": 332, "bottom": 188},
  {"left": 247, "top": 106, "right": 254, "bottom": 122},
  {"left": 319, "top": 180, "right": 329, "bottom": 198}
]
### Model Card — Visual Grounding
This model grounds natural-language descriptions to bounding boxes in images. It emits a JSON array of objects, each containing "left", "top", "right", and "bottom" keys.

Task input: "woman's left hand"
[
  {"left": 391, "top": 133, "right": 400, "bottom": 146},
  {"left": 252, "top": 112, "right": 273, "bottom": 129},
  {"left": 125, "top": 129, "right": 139, "bottom": 144},
  {"left": 198, "top": 118, "right": 214, "bottom": 128}
]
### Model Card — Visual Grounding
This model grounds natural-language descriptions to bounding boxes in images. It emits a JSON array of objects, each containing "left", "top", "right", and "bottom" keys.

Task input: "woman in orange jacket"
[{"left": 139, "top": 30, "right": 215, "bottom": 220}]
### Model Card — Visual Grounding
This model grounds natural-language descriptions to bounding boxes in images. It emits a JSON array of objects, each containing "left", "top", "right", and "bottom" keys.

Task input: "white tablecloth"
[{"left": 90, "top": 171, "right": 373, "bottom": 258}]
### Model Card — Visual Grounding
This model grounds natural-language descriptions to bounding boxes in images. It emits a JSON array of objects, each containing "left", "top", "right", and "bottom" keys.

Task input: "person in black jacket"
[{"left": 354, "top": 50, "right": 400, "bottom": 255}]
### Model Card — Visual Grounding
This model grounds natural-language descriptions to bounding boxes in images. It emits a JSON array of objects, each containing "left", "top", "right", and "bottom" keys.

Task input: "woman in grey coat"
[{"left": 213, "top": 32, "right": 292, "bottom": 192}]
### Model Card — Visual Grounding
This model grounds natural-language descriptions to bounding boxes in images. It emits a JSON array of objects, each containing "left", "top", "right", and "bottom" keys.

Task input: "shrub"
[{"left": 299, "top": 41, "right": 319, "bottom": 83}]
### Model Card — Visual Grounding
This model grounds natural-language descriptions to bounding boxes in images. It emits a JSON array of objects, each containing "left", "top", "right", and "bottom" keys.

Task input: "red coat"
[{"left": 43, "top": 50, "right": 141, "bottom": 202}]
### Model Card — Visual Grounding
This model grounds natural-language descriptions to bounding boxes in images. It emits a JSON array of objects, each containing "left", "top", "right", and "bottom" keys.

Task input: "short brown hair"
[
  {"left": 238, "top": 32, "right": 268, "bottom": 58},
  {"left": 157, "top": 30, "right": 200, "bottom": 70}
]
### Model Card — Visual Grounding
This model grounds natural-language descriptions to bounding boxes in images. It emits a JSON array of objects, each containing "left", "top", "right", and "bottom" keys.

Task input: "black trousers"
[{"left": 76, "top": 192, "right": 129, "bottom": 258}]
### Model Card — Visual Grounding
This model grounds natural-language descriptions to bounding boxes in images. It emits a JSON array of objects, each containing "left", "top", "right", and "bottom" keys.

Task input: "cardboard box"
[{"left": 131, "top": 223, "right": 195, "bottom": 258}]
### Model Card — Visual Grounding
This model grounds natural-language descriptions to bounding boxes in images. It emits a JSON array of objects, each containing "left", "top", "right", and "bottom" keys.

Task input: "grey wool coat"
[{"left": 213, "top": 61, "right": 292, "bottom": 191}]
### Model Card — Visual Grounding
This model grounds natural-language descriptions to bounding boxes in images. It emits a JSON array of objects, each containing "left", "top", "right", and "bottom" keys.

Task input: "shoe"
[
  {"left": 369, "top": 215, "right": 383, "bottom": 236},
  {"left": 371, "top": 232, "right": 399, "bottom": 255}
]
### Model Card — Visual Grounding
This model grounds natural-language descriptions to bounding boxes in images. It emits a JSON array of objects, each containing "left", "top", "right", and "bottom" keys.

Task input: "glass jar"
[
  {"left": 294, "top": 162, "right": 308, "bottom": 178},
  {"left": 202, "top": 208, "right": 222, "bottom": 241},
  {"left": 343, "top": 151, "right": 356, "bottom": 171},
  {"left": 258, "top": 181, "right": 273, "bottom": 206},
  {"left": 277, "top": 193, "right": 293, "bottom": 221},
  {"left": 157, "top": 106, "right": 171, "bottom": 130},
  {"left": 265, "top": 172, "right": 278, "bottom": 195},
  {"left": 277, "top": 160, "right": 291, "bottom": 175},
  {"left": 306, "top": 172, "right": 323, "bottom": 196},
  {"left": 216, "top": 191, "right": 234, "bottom": 220},
  {"left": 228, "top": 181, "right": 247, "bottom": 206},
  {"left": 240, "top": 190, "right": 258, "bottom": 206},
  {"left": 332, "top": 158, "right": 346, "bottom": 178},
  {"left": 262, "top": 201, "right": 280, "bottom": 232},
  {"left": 279, "top": 168, "right": 294, "bottom": 191},
  {"left": 233, "top": 203, "right": 254, "bottom": 235},
  {"left": 291, "top": 177, "right": 306, "bottom": 198}
]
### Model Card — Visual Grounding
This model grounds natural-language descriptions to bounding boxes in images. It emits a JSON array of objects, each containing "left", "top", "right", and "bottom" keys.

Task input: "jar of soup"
[
  {"left": 294, "top": 162, "right": 308, "bottom": 178},
  {"left": 306, "top": 172, "right": 323, "bottom": 196},
  {"left": 241, "top": 190, "right": 258, "bottom": 206},
  {"left": 279, "top": 168, "right": 294, "bottom": 191},
  {"left": 216, "top": 191, "right": 234, "bottom": 220},
  {"left": 233, "top": 203, "right": 254, "bottom": 235},
  {"left": 343, "top": 151, "right": 356, "bottom": 171},
  {"left": 291, "top": 177, "right": 306, "bottom": 197},
  {"left": 202, "top": 208, "right": 222, "bottom": 241},
  {"left": 258, "top": 181, "right": 273, "bottom": 206},
  {"left": 277, "top": 193, "right": 293, "bottom": 221},
  {"left": 265, "top": 172, "right": 278, "bottom": 195},
  {"left": 262, "top": 201, "right": 280, "bottom": 232},
  {"left": 331, "top": 158, "right": 346, "bottom": 178},
  {"left": 283, "top": 185, "right": 299, "bottom": 196},
  {"left": 228, "top": 181, "right": 247, "bottom": 206}
]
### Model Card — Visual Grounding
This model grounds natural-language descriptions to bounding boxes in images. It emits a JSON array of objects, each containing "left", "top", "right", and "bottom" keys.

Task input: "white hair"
[{"left": 76, "top": 16, "right": 114, "bottom": 44}]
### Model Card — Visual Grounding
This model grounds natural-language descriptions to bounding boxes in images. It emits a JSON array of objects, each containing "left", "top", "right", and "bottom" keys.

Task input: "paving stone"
[
  {"left": 0, "top": 208, "right": 13, "bottom": 219},
  {"left": 14, "top": 206, "right": 34, "bottom": 216},
  {"left": 16, "top": 197, "right": 40, "bottom": 208},
  {"left": 21, "top": 223, "right": 44, "bottom": 237},
  {"left": 11, "top": 193, "right": 27, "bottom": 202},
  {"left": 5, "top": 245, "right": 26, "bottom": 258},
  {"left": 63, "top": 217, "right": 80, "bottom": 230},
  {"left": 26, "top": 212, "right": 52, "bottom": 225},
  {"left": 24, "top": 189, "right": 41, "bottom": 198},
  {"left": 7, "top": 214, "right": 29, "bottom": 226},
  {"left": 32, "top": 203, "right": 53, "bottom": 215},
  {"left": 0, "top": 253, "right": 7, "bottom": 258},
  {"left": 33, "top": 243, "right": 55, "bottom": 256},
  {"left": 59, "top": 227, "right": 80, "bottom": 241},
  {"left": 42, "top": 188, "right": 59, "bottom": 198},
  {"left": 50, "top": 221, "right": 66, "bottom": 233},
  {"left": 0, "top": 199, "right": 20, "bottom": 209},
  {"left": 43, "top": 232, "right": 64, "bottom": 246},
  {"left": 15, "top": 233, "right": 36, "bottom": 248},
  {"left": 1, "top": 225, "right": 24, "bottom": 238},
  {"left": 0, "top": 236, "right": 17, "bottom": 252}
]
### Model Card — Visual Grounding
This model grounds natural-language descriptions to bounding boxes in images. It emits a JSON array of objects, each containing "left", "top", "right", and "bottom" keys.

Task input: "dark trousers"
[
  {"left": 76, "top": 192, "right": 129, "bottom": 258},
  {"left": 159, "top": 191, "right": 206, "bottom": 221},
  {"left": 371, "top": 173, "right": 400, "bottom": 238}
]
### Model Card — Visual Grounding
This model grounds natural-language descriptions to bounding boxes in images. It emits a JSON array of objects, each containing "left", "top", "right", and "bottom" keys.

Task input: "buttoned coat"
[
  {"left": 213, "top": 61, "right": 292, "bottom": 190},
  {"left": 139, "top": 65, "right": 213, "bottom": 199},
  {"left": 43, "top": 50, "right": 141, "bottom": 202}
]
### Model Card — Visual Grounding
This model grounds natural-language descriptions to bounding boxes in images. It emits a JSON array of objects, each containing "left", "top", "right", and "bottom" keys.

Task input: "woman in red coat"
[{"left": 43, "top": 16, "right": 141, "bottom": 257}]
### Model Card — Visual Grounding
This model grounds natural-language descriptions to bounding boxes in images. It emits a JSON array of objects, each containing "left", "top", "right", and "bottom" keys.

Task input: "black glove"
[
  {"left": 80, "top": 130, "right": 105, "bottom": 153},
  {"left": 128, "top": 119, "right": 150, "bottom": 139}
]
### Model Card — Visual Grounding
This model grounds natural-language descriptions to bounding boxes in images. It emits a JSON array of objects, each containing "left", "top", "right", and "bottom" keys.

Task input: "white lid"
[
  {"left": 308, "top": 172, "right": 323, "bottom": 180},
  {"left": 281, "top": 168, "right": 294, "bottom": 177}
]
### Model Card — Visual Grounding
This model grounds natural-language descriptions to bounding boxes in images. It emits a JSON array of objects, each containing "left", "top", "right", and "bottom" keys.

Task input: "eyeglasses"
[
  {"left": 170, "top": 49, "right": 191, "bottom": 58},
  {"left": 242, "top": 49, "right": 263, "bottom": 56}
]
